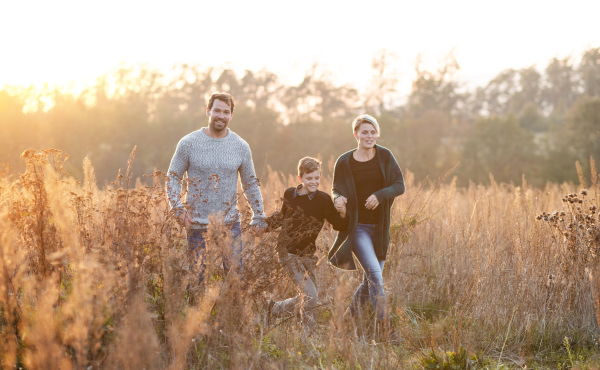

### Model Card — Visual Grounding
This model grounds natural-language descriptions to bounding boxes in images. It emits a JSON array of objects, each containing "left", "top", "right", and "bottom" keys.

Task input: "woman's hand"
[
  {"left": 365, "top": 195, "right": 379, "bottom": 210},
  {"left": 334, "top": 196, "right": 347, "bottom": 212},
  {"left": 337, "top": 200, "right": 347, "bottom": 218}
]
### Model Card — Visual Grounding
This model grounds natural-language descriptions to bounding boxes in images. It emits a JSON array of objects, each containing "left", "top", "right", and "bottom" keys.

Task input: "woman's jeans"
[
  {"left": 186, "top": 222, "right": 243, "bottom": 283},
  {"left": 350, "top": 223, "right": 387, "bottom": 320}
]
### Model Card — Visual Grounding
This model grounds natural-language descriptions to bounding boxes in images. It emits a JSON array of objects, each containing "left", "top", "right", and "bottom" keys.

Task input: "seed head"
[
  {"left": 581, "top": 189, "right": 588, "bottom": 196},
  {"left": 560, "top": 211, "right": 566, "bottom": 216},
  {"left": 594, "top": 232, "right": 600, "bottom": 245}
]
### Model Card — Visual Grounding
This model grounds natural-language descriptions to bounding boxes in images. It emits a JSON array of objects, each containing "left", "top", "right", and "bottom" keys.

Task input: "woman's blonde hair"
[{"left": 352, "top": 115, "right": 380, "bottom": 137}]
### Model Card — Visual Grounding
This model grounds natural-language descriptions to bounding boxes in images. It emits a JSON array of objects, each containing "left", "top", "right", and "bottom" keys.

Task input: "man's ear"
[
  {"left": 297, "top": 175, "right": 302, "bottom": 182},
  {"left": 206, "top": 107, "right": 210, "bottom": 117}
]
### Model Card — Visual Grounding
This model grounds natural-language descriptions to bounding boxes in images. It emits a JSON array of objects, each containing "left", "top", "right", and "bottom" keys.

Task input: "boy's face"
[{"left": 298, "top": 170, "right": 321, "bottom": 193}]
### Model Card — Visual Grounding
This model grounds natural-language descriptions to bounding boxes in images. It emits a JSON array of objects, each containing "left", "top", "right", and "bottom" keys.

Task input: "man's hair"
[
  {"left": 352, "top": 114, "right": 380, "bottom": 137},
  {"left": 298, "top": 157, "right": 321, "bottom": 177},
  {"left": 207, "top": 92, "right": 235, "bottom": 113}
]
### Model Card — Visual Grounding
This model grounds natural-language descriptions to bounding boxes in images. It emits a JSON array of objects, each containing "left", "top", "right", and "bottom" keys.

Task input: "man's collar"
[{"left": 293, "top": 184, "right": 316, "bottom": 200}]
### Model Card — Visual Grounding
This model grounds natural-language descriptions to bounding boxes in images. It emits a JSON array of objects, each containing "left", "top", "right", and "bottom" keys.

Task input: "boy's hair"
[
  {"left": 207, "top": 92, "right": 235, "bottom": 113},
  {"left": 298, "top": 157, "right": 321, "bottom": 177}
]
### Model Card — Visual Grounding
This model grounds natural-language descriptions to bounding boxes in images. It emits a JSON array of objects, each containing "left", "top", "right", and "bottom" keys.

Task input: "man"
[{"left": 167, "top": 92, "right": 266, "bottom": 283}]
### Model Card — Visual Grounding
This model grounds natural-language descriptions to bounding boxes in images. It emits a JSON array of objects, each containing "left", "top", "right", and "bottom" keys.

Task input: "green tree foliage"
[
  {"left": 407, "top": 52, "right": 464, "bottom": 118},
  {"left": 460, "top": 116, "right": 537, "bottom": 185},
  {"left": 1, "top": 47, "right": 600, "bottom": 187},
  {"left": 474, "top": 66, "right": 542, "bottom": 118},
  {"left": 580, "top": 47, "right": 600, "bottom": 98},
  {"left": 543, "top": 56, "right": 580, "bottom": 115}
]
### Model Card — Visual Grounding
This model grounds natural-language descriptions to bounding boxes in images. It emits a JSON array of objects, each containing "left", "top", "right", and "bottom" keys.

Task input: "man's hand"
[
  {"left": 250, "top": 225, "right": 266, "bottom": 237},
  {"left": 334, "top": 196, "right": 347, "bottom": 212},
  {"left": 179, "top": 211, "right": 192, "bottom": 228},
  {"left": 365, "top": 195, "right": 379, "bottom": 210}
]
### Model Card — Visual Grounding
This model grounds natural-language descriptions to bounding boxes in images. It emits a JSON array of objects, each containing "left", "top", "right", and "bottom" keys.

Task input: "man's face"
[{"left": 206, "top": 99, "right": 233, "bottom": 133}]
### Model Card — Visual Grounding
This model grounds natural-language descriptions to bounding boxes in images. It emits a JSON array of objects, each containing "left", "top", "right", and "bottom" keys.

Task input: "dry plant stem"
[
  {"left": 498, "top": 305, "right": 517, "bottom": 364},
  {"left": 2, "top": 149, "right": 600, "bottom": 369}
]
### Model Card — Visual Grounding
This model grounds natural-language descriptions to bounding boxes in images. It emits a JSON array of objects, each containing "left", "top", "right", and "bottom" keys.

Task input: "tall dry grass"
[{"left": 0, "top": 148, "right": 599, "bottom": 369}]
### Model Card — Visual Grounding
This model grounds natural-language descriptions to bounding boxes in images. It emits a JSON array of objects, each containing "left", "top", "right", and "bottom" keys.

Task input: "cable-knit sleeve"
[
  {"left": 166, "top": 138, "right": 189, "bottom": 217},
  {"left": 238, "top": 142, "right": 266, "bottom": 227}
]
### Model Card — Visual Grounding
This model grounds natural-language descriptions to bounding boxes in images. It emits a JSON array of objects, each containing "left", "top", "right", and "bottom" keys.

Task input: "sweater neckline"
[{"left": 200, "top": 127, "right": 233, "bottom": 141}]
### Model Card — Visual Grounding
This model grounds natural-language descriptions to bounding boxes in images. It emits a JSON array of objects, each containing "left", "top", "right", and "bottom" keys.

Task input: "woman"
[{"left": 329, "top": 114, "right": 405, "bottom": 322}]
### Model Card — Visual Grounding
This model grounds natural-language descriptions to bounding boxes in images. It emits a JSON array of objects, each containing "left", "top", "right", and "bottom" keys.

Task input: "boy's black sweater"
[{"left": 267, "top": 187, "right": 349, "bottom": 256}]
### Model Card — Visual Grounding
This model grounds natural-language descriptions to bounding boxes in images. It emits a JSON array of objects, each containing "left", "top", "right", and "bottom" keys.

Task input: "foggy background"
[{"left": 2, "top": 47, "right": 600, "bottom": 187}]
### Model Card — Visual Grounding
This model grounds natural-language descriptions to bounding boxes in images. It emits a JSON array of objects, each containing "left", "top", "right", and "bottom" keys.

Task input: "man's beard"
[{"left": 209, "top": 117, "right": 229, "bottom": 132}]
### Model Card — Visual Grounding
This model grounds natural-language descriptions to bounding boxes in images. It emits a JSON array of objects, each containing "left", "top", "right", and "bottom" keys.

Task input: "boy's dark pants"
[{"left": 271, "top": 252, "right": 318, "bottom": 334}]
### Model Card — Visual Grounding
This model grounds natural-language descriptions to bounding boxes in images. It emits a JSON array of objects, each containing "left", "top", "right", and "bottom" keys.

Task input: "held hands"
[{"left": 335, "top": 196, "right": 347, "bottom": 218}]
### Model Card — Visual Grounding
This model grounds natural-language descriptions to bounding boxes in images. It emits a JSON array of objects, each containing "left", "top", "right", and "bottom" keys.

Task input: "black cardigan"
[{"left": 328, "top": 145, "right": 405, "bottom": 270}]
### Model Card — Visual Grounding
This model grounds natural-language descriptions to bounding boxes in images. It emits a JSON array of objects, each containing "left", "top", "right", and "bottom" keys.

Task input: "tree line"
[{"left": 1, "top": 47, "right": 600, "bottom": 187}]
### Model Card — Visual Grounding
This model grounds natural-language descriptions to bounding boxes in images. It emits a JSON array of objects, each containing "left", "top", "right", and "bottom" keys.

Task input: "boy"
[{"left": 266, "top": 157, "right": 348, "bottom": 335}]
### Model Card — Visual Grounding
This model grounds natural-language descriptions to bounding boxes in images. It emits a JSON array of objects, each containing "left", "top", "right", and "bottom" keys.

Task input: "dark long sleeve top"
[
  {"left": 349, "top": 149, "right": 385, "bottom": 224},
  {"left": 267, "top": 188, "right": 349, "bottom": 256}
]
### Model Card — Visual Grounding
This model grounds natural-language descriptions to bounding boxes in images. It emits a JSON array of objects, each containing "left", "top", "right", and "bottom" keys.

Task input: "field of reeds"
[{"left": 1, "top": 148, "right": 600, "bottom": 369}]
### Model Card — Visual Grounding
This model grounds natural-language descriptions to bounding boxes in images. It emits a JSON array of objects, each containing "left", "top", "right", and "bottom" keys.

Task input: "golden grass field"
[{"left": 1, "top": 148, "right": 599, "bottom": 369}]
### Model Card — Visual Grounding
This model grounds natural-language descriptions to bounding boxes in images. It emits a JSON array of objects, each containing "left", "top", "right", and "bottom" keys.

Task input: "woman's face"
[{"left": 354, "top": 123, "right": 378, "bottom": 149}]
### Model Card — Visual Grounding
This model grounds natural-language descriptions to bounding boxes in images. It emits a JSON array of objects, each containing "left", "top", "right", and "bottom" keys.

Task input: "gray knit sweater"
[{"left": 166, "top": 128, "right": 265, "bottom": 229}]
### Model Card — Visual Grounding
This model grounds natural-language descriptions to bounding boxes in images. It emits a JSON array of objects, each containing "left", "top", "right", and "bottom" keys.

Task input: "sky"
[{"left": 1, "top": 0, "right": 600, "bottom": 97}]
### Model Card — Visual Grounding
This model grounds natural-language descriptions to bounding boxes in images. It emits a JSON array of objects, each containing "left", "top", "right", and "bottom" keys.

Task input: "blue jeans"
[
  {"left": 350, "top": 223, "right": 387, "bottom": 320},
  {"left": 186, "top": 222, "right": 243, "bottom": 283}
]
